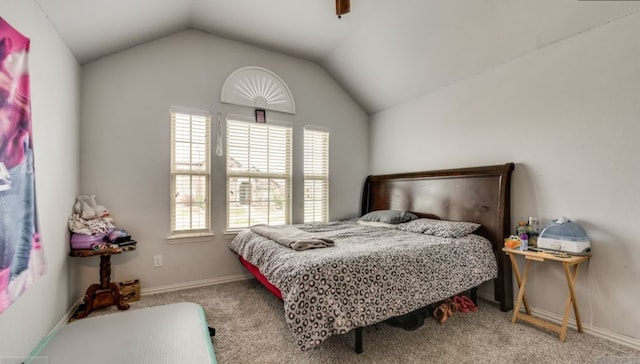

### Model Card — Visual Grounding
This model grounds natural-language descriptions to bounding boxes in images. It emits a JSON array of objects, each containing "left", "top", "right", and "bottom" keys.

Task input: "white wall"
[
  {"left": 370, "top": 13, "right": 640, "bottom": 341},
  {"left": 0, "top": 0, "right": 80, "bottom": 359},
  {"left": 79, "top": 30, "right": 369, "bottom": 291}
]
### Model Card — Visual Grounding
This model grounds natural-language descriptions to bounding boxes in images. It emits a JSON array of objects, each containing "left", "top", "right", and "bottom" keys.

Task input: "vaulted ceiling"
[{"left": 35, "top": 0, "right": 640, "bottom": 114}]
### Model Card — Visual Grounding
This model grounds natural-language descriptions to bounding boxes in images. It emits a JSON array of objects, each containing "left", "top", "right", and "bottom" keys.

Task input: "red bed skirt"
[{"left": 239, "top": 256, "right": 283, "bottom": 300}]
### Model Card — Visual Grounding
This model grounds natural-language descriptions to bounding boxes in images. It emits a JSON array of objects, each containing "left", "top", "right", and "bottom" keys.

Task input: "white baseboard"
[
  {"left": 527, "top": 306, "right": 640, "bottom": 351},
  {"left": 28, "top": 297, "right": 84, "bottom": 358},
  {"left": 140, "top": 273, "right": 254, "bottom": 296},
  {"left": 478, "top": 292, "right": 640, "bottom": 352}
]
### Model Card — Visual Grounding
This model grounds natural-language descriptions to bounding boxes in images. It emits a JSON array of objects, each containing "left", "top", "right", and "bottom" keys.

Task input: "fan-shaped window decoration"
[{"left": 221, "top": 66, "right": 295, "bottom": 114}]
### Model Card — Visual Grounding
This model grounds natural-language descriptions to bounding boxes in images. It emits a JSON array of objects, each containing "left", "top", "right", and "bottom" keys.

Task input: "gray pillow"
[
  {"left": 398, "top": 218, "right": 480, "bottom": 238},
  {"left": 359, "top": 210, "right": 418, "bottom": 224}
]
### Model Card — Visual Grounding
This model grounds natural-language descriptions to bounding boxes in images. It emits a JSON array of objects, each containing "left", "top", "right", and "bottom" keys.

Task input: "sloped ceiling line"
[{"left": 34, "top": 0, "right": 640, "bottom": 114}]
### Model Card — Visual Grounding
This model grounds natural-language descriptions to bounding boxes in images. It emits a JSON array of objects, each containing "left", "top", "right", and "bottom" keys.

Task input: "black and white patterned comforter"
[{"left": 229, "top": 221, "right": 497, "bottom": 351}]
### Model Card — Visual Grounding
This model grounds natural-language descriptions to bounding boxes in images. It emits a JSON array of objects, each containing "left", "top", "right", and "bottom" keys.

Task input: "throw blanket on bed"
[
  {"left": 230, "top": 221, "right": 497, "bottom": 351},
  {"left": 250, "top": 225, "right": 334, "bottom": 251}
]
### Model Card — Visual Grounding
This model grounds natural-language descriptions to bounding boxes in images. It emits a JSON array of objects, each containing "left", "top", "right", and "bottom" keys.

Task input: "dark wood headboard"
[{"left": 361, "top": 163, "right": 515, "bottom": 312}]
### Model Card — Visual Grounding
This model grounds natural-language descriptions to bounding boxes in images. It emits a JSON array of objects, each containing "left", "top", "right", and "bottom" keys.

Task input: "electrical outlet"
[{"left": 153, "top": 254, "right": 163, "bottom": 268}]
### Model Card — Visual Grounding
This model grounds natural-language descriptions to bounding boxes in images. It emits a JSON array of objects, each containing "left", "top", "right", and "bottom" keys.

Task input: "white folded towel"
[{"left": 250, "top": 225, "right": 335, "bottom": 251}]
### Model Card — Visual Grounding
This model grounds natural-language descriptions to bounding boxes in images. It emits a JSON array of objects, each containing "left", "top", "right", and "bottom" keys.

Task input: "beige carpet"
[{"left": 86, "top": 280, "right": 640, "bottom": 364}]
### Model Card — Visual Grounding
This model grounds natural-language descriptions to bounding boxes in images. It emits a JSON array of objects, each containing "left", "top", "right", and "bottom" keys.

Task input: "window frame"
[
  {"left": 225, "top": 114, "right": 292, "bottom": 231},
  {"left": 169, "top": 107, "right": 212, "bottom": 238},
  {"left": 303, "top": 126, "right": 330, "bottom": 223}
]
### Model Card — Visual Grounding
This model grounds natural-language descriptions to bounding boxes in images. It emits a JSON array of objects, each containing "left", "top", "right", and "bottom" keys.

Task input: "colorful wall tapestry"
[{"left": 0, "top": 17, "right": 45, "bottom": 314}]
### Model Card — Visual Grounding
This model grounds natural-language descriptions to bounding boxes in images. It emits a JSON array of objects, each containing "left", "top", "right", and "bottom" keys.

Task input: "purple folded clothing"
[{"left": 70, "top": 232, "right": 107, "bottom": 250}]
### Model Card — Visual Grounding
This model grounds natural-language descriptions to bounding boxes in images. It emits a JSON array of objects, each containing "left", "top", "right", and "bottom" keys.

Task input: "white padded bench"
[{"left": 28, "top": 302, "right": 217, "bottom": 364}]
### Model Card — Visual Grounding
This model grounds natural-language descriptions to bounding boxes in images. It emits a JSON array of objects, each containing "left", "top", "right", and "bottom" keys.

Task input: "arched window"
[{"left": 220, "top": 66, "right": 295, "bottom": 114}]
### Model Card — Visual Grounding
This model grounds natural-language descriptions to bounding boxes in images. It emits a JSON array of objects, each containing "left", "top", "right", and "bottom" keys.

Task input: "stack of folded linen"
[{"left": 68, "top": 195, "right": 137, "bottom": 250}]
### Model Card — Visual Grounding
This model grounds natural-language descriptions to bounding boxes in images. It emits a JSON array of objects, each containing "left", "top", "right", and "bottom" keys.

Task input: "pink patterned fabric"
[{"left": 0, "top": 17, "right": 45, "bottom": 314}]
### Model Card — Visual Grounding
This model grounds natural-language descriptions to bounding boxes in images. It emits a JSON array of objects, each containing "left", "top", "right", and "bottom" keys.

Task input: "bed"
[{"left": 229, "top": 163, "right": 514, "bottom": 353}]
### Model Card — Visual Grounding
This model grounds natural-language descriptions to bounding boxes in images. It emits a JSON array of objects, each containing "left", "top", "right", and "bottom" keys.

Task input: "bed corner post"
[
  {"left": 497, "top": 251, "right": 514, "bottom": 312},
  {"left": 360, "top": 175, "right": 373, "bottom": 216},
  {"left": 497, "top": 163, "right": 515, "bottom": 312}
]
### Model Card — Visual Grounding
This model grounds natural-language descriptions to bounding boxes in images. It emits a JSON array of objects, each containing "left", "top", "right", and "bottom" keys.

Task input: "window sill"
[
  {"left": 223, "top": 231, "right": 240, "bottom": 241},
  {"left": 166, "top": 233, "right": 215, "bottom": 245}
]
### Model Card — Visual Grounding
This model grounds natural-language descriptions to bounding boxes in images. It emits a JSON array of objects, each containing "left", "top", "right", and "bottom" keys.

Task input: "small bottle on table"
[
  {"left": 519, "top": 233, "right": 528, "bottom": 251},
  {"left": 516, "top": 221, "right": 528, "bottom": 250},
  {"left": 526, "top": 217, "right": 540, "bottom": 248}
]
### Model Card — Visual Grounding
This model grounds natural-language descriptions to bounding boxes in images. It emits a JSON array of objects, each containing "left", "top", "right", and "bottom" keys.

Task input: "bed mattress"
[{"left": 29, "top": 302, "right": 217, "bottom": 364}]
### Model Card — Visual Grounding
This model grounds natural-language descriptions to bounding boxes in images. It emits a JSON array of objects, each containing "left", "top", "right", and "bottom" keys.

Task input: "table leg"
[
  {"left": 508, "top": 254, "right": 531, "bottom": 314},
  {"left": 75, "top": 283, "right": 101, "bottom": 319},
  {"left": 512, "top": 258, "right": 531, "bottom": 323},
  {"left": 560, "top": 289, "right": 572, "bottom": 342},
  {"left": 99, "top": 255, "right": 111, "bottom": 288},
  {"left": 562, "top": 262, "right": 583, "bottom": 334},
  {"left": 74, "top": 254, "right": 130, "bottom": 319}
]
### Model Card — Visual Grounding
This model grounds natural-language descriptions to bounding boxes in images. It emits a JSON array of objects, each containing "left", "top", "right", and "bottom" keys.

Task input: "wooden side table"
[
  {"left": 503, "top": 247, "right": 591, "bottom": 342},
  {"left": 70, "top": 246, "right": 136, "bottom": 319}
]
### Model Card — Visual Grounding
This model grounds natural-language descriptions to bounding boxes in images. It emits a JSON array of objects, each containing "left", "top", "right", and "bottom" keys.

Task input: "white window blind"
[
  {"left": 170, "top": 109, "right": 211, "bottom": 234},
  {"left": 304, "top": 127, "right": 329, "bottom": 223},
  {"left": 226, "top": 117, "right": 292, "bottom": 230}
]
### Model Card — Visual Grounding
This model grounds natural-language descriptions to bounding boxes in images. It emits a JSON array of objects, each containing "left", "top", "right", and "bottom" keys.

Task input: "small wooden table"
[
  {"left": 70, "top": 246, "right": 136, "bottom": 319},
  {"left": 503, "top": 247, "right": 591, "bottom": 342}
]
